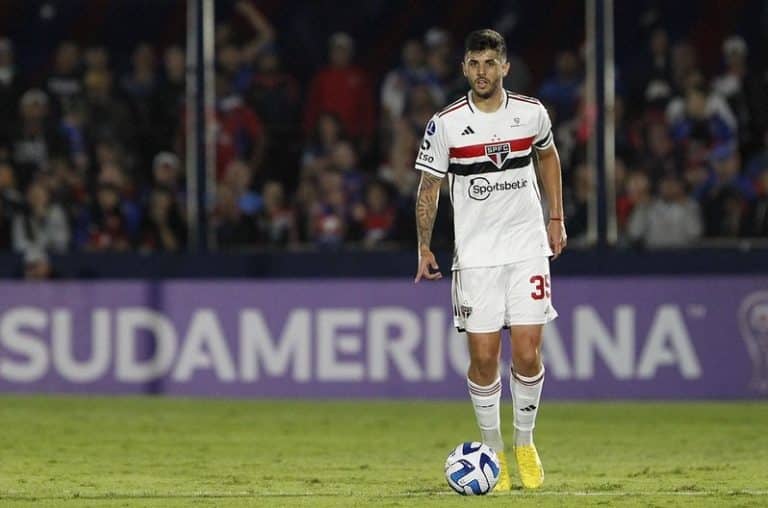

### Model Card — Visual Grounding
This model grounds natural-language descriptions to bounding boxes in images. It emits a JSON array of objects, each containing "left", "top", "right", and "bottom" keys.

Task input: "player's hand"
[
  {"left": 547, "top": 219, "right": 567, "bottom": 260},
  {"left": 414, "top": 249, "right": 442, "bottom": 283}
]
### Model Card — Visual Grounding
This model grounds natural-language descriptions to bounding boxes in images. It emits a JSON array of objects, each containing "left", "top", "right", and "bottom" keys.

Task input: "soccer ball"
[{"left": 444, "top": 441, "right": 500, "bottom": 495}]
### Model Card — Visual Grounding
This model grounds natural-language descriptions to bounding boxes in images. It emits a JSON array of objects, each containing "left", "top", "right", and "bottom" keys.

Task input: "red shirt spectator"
[
  {"left": 215, "top": 77, "right": 265, "bottom": 180},
  {"left": 303, "top": 33, "right": 375, "bottom": 142}
]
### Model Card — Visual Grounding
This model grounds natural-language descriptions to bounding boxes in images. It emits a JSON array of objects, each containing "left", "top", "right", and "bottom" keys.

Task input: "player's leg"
[
  {"left": 503, "top": 257, "right": 557, "bottom": 489},
  {"left": 453, "top": 267, "right": 510, "bottom": 491},
  {"left": 509, "top": 324, "right": 545, "bottom": 447},
  {"left": 509, "top": 324, "right": 546, "bottom": 489},
  {"left": 466, "top": 330, "right": 504, "bottom": 453},
  {"left": 466, "top": 330, "right": 511, "bottom": 492}
]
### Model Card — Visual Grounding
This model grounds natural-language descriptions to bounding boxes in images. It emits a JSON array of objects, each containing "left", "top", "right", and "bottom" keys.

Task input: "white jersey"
[{"left": 416, "top": 89, "right": 555, "bottom": 270}]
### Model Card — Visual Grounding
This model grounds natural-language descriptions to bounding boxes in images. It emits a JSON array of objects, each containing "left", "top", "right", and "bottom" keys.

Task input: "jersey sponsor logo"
[
  {"left": 426, "top": 120, "right": 436, "bottom": 136},
  {"left": 468, "top": 177, "right": 528, "bottom": 200},
  {"left": 485, "top": 142, "right": 511, "bottom": 168}
]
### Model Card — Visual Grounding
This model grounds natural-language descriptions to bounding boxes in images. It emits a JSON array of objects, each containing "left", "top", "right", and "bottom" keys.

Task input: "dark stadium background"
[{"left": 0, "top": 2, "right": 767, "bottom": 506}]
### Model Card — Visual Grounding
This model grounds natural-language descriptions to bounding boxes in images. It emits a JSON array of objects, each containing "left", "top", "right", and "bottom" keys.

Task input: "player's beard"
[{"left": 472, "top": 77, "right": 499, "bottom": 100}]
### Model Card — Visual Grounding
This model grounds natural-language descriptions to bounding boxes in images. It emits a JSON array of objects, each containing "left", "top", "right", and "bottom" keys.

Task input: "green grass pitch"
[{"left": 1, "top": 396, "right": 767, "bottom": 507}]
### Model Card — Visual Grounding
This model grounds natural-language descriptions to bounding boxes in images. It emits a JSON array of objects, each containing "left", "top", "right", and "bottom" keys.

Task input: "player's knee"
[
  {"left": 469, "top": 356, "right": 500, "bottom": 383},
  {"left": 512, "top": 348, "right": 541, "bottom": 374}
]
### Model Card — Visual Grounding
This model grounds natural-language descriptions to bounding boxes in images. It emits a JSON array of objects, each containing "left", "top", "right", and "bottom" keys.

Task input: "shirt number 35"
[{"left": 529, "top": 274, "right": 551, "bottom": 300}]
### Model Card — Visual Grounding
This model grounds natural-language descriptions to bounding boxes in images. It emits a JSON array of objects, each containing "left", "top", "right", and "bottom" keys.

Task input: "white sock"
[
  {"left": 510, "top": 367, "right": 545, "bottom": 446},
  {"left": 467, "top": 377, "right": 504, "bottom": 454}
]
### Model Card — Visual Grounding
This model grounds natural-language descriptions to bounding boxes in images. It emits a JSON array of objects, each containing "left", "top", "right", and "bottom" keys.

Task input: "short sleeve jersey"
[{"left": 416, "top": 90, "right": 555, "bottom": 270}]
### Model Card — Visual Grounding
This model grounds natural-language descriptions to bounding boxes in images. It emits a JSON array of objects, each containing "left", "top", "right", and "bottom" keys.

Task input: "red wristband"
[{"left": 549, "top": 217, "right": 563, "bottom": 221}]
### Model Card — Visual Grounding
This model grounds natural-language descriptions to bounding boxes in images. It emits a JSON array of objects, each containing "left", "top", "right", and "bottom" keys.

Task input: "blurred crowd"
[{"left": 0, "top": 1, "right": 766, "bottom": 276}]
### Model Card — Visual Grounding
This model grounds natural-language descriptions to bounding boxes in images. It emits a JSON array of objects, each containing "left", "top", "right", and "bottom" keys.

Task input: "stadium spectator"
[
  {"left": 213, "top": 184, "right": 259, "bottom": 248},
  {"left": 627, "top": 175, "right": 702, "bottom": 248},
  {"left": 150, "top": 151, "right": 184, "bottom": 201},
  {"left": 214, "top": 72, "right": 265, "bottom": 180},
  {"left": 381, "top": 39, "right": 443, "bottom": 124},
  {"left": 378, "top": 118, "right": 420, "bottom": 198},
  {"left": 153, "top": 46, "right": 185, "bottom": 153},
  {"left": 424, "top": 27, "right": 464, "bottom": 102},
  {"left": 12, "top": 180, "right": 70, "bottom": 257},
  {"left": 45, "top": 157, "right": 87, "bottom": 220},
  {"left": 59, "top": 99, "right": 89, "bottom": 172},
  {"left": 301, "top": 112, "right": 344, "bottom": 177},
  {"left": 213, "top": 1, "right": 275, "bottom": 98},
  {"left": 222, "top": 159, "right": 262, "bottom": 216},
  {"left": 218, "top": 42, "right": 251, "bottom": 96},
  {"left": 10, "top": 89, "right": 67, "bottom": 188},
  {"left": 96, "top": 160, "right": 141, "bottom": 236},
  {"left": 669, "top": 41, "right": 698, "bottom": 94},
  {"left": 304, "top": 32, "right": 375, "bottom": 148},
  {"left": 402, "top": 84, "right": 439, "bottom": 140},
  {"left": 121, "top": 43, "right": 159, "bottom": 164},
  {"left": 330, "top": 140, "right": 365, "bottom": 205},
  {"left": 698, "top": 143, "right": 752, "bottom": 237},
  {"left": 539, "top": 50, "right": 582, "bottom": 124},
  {"left": 563, "top": 163, "right": 592, "bottom": 243},
  {"left": 248, "top": 47, "right": 301, "bottom": 186},
  {"left": 258, "top": 180, "right": 298, "bottom": 248},
  {"left": 83, "top": 45, "right": 110, "bottom": 73},
  {"left": 352, "top": 180, "right": 396, "bottom": 248},
  {"left": 642, "top": 121, "right": 680, "bottom": 182},
  {"left": 617, "top": 170, "right": 651, "bottom": 232},
  {"left": 82, "top": 69, "right": 134, "bottom": 148},
  {"left": 669, "top": 84, "right": 735, "bottom": 149},
  {"left": 46, "top": 41, "right": 82, "bottom": 114},
  {"left": 76, "top": 183, "right": 132, "bottom": 251},
  {"left": 633, "top": 27, "right": 673, "bottom": 112},
  {"left": 138, "top": 186, "right": 186, "bottom": 252},
  {"left": 308, "top": 169, "right": 348, "bottom": 247}
]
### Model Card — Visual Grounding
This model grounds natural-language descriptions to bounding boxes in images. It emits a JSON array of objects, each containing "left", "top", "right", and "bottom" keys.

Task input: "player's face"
[{"left": 462, "top": 49, "right": 509, "bottom": 99}]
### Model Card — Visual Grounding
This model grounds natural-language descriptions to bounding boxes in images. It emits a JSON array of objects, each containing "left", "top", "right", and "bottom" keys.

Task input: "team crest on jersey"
[{"left": 485, "top": 142, "right": 511, "bottom": 169}]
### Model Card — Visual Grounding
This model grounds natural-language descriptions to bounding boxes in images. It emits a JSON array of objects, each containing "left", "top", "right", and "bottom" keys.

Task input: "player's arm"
[
  {"left": 536, "top": 144, "right": 567, "bottom": 259},
  {"left": 414, "top": 171, "right": 443, "bottom": 282}
]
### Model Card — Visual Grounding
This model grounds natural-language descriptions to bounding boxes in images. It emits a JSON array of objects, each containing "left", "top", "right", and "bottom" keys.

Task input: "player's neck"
[{"left": 470, "top": 88, "right": 504, "bottom": 113}]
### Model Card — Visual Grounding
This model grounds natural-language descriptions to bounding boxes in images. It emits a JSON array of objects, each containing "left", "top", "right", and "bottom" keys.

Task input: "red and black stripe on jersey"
[
  {"left": 447, "top": 135, "right": 535, "bottom": 176},
  {"left": 447, "top": 155, "right": 532, "bottom": 176}
]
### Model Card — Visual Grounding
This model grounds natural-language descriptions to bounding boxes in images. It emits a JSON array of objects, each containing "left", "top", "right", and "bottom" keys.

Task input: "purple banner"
[{"left": 0, "top": 277, "right": 767, "bottom": 399}]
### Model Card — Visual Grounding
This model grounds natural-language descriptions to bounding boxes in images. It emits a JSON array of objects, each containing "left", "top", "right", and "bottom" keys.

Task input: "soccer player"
[{"left": 413, "top": 29, "right": 566, "bottom": 490}]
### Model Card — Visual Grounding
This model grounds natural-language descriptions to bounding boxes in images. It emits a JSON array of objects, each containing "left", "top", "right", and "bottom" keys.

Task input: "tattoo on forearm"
[{"left": 415, "top": 173, "right": 442, "bottom": 250}]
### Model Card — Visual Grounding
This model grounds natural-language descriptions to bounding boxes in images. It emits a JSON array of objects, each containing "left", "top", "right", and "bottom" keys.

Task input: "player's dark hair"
[{"left": 464, "top": 29, "right": 507, "bottom": 60}]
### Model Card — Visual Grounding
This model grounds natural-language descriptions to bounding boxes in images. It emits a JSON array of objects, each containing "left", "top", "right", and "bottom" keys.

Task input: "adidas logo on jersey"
[{"left": 461, "top": 126, "right": 475, "bottom": 136}]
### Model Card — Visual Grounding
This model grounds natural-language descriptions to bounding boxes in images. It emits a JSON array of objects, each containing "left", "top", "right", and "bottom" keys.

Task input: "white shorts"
[{"left": 451, "top": 256, "right": 558, "bottom": 333}]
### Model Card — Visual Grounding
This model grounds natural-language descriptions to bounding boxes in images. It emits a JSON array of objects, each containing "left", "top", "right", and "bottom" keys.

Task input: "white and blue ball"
[{"left": 444, "top": 441, "right": 500, "bottom": 495}]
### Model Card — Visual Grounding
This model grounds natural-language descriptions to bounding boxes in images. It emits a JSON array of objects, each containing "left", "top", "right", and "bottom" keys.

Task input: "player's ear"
[
  {"left": 502, "top": 60, "right": 510, "bottom": 77},
  {"left": 461, "top": 59, "right": 467, "bottom": 78}
]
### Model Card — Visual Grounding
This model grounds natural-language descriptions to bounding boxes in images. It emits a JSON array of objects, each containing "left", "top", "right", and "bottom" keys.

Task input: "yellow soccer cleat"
[
  {"left": 515, "top": 444, "right": 544, "bottom": 489},
  {"left": 492, "top": 451, "right": 511, "bottom": 492}
]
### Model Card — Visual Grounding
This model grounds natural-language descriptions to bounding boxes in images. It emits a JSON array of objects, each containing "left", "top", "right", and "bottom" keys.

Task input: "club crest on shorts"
[
  {"left": 485, "top": 142, "right": 511, "bottom": 169},
  {"left": 460, "top": 304, "right": 473, "bottom": 318}
]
